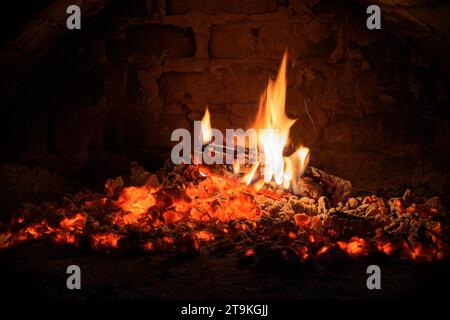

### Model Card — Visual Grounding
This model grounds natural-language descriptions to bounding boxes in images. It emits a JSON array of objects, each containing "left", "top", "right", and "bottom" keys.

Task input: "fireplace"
[{"left": 0, "top": 0, "right": 449, "bottom": 303}]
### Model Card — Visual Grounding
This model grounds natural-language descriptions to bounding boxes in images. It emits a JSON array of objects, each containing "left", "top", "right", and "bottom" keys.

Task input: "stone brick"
[
  {"left": 105, "top": 63, "right": 127, "bottom": 109},
  {"left": 210, "top": 23, "right": 336, "bottom": 60},
  {"left": 294, "top": 33, "right": 337, "bottom": 60},
  {"left": 255, "top": 24, "right": 295, "bottom": 59},
  {"left": 187, "top": 111, "right": 203, "bottom": 121},
  {"left": 159, "top": 72, "right": 206, "bottom": 104},
  {"left": 159, "top": 69, "right": 269, "bottom": 105},
  {"left": 228, "top": 103, "right": 259, "bottom": 117},
  {"left": 166, "top": 0, "right": 202, "bottom": 15},
  {"left": 298, "top": 68, "right": 327, "bottom": 100},
  {"left": 222, "top": 69, "right": 267, "bottom": 103},
  {"left": 332, "top": 66, "right": 367, "bottom": 117},
  {"left": 186, "top": 103, "right": 209, "bottom": 113},
  {"left": 240, "top": 0, "right": 279, "bottom": 14},
  {"left": 322, "top": 115, "right": 356, "bottom": 146},
  {"left": 355, "top": 70, "right": 382, "bottom": 115},
  {"left": 205, "top": 0, "right": 240, "bottom": 13},
  {"left": 109, "top": 0, "right": 151, "bottom": 17},
  {"left": 229, "top": 113, "right": 252, "bottom": 129},
  {"left": 205, "top": 0, "right": 279, "bottom": 14},
  {"left": 290, "top": 107, "right": 328, "bottom": 146},
  {"left": 125, "top": 24, "right": 196, "bottom": 58},
  {"left": 350, "top": 115, "right": 391, "bottom": 149},
  {"left": 126, "top": 64, "right": 144, "bottom": 106},
  {"left": 210, "top": 111, "right": 232, "bottom": 133},
  {"left": 209, "top": 23, "right": 292, "bottom": 59},
  {"left": 204, "top": 70, "right": 227, "bottom": 103},
  {"left": 209, "top": 25, "right": 257, "bottom": 59},
  {"left": 164, "top": 104, "right": 184, "bottom": 115}
]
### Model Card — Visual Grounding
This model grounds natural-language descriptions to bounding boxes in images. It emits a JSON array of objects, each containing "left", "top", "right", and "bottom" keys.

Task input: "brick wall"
[{"left": 0, "top": 0, "right": 449, "bottom": 191}]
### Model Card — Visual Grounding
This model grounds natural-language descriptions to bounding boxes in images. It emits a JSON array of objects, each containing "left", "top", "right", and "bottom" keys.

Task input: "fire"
[
  {"left": 59, "top": 213, "right": 86, "bottom": 232},
  {"left": 201, "top": 107, "right": 212, "bottom": 144},
  {"left": 232, "top": 161, "right": 240, "bottom": 175},
  {"left": 254, "top": 75, "right": 290, "bottom": 182},
  {"left": 0, "top": 161, "right": 446, "bottom": 263},
  {"left": 251, "top": 51, "right": 309, "bottom": 189},
  {"left": 117, "top": 186, "right": 156, "bottom": 216},
  {"left": 198, "top": 51, "right": 310, "bottom": 191},
  {"left": 195, "top": 230, "right": 214, "bottom": 241},
  {"left": 0, "top": 51, "right": 446, "bottom": 267},
  {"left": 337, "top": 237, "right": 369, "bottom": 256},
  {"left": 295, "top": 146, "right": 310, "bottom": 177},
  {"left": 91, "top": 232, "right": 122, "bottom": 249},
  {"left": 242, "top": 161, "right": 260, "bottom": 185}
]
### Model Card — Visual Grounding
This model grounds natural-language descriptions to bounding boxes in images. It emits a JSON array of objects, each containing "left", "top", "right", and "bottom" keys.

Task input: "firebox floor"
[{"left": 0, "top": 241, "right": 448, "bottom": 300}]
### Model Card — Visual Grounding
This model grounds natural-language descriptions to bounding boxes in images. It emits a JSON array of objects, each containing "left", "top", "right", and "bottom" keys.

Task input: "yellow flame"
[
  {"left": 283, "top": 157, "right": 293, "bottom": 189},
  {"left": 232, "top": 161, "right": 240, "bottom": 175},
  {"left": 195, "top": 51, "right": 310, "bottom": 191},
  {"left": 244, "top": 51, "right": 309, "bottom": 190},
  {"left": 296, "top": 146, "right": 310, "bottom": 176},
  {"left": 254, "top": 179, "right": 265, "bottom": 191},
  {"left": 242, "top": 161, "right": 260, "bottom": 185},
  {"left": 201, "top": 107, "right": 212, "bottom": 144}
]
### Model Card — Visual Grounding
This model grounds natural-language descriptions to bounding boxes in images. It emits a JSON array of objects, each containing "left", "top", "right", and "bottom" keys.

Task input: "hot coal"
[{"left": 0, "top": 161, "right": 448, "bottom": 265}]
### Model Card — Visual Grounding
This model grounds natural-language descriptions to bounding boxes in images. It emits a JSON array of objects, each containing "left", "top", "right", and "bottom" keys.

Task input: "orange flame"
[
  {"left": 242, "top": 161, "right": 260, "bottom": 185},
  {"left": 194, "top": 52, "right": 309, "bottom": 191},
  {"left": 245, "top": 51, "right": 310, "bottom": 190},
  {"left": 201, "top": 107, "right": 212, "bottom": 144}
]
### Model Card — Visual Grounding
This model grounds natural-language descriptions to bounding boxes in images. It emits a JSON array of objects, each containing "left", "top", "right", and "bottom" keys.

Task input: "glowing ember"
[
  {"left": 117, "top": 186, "right": 157, "bottom": 216},
  {"left": 91, "top": 232, "right": 122, "bottom": 249},
  {"left": 195, "top": 230, "right": 214, "bottom": 242},
  {"left": 0, "top": 161, "right": 446, "bottom": 264},
  {"left": 337, "top": 237, "right": 369, "bottom": 256}
]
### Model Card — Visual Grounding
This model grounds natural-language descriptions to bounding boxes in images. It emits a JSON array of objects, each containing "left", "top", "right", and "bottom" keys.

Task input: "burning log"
[
  {"left": 202, "top": 160, "right": 349, "bottom": 212},
  {"left": 299, "top": 167, "right": 352, "bottom": 206},
  {"left": 197, "top": 141, "right": 350, "bottom": 204}
]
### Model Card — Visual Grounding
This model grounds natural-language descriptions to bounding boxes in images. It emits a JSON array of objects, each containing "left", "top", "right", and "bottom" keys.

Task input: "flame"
[
  {"left": 296, "top": 146, "right": 310, "bottom": 176},
  {"left": 283, "top": 157, "right": 293, "bottom": 189},
  {"left": 193, "top": 51, "right": 309, "bottom": 191},
  {"left": 242, "top": 161, "right": 260, "bottom": 185},
  {"left": 243, "top": 51, "right": 310, "bottom": 190},
  {"left": 0, "top": 51, "right": 443, "bottom": 264},
  {"left": 232, "top": 161, "right": 240, "bottom": 175},
  {"left": 201, "top": 107, "right": 212, "bottom": 144}
]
